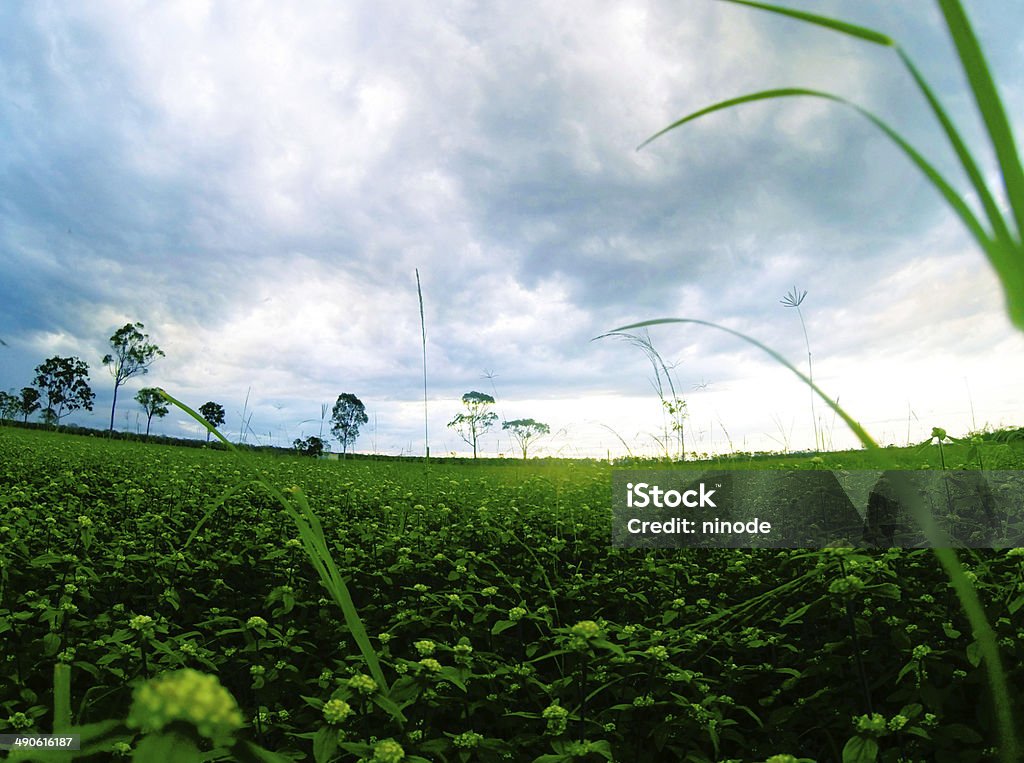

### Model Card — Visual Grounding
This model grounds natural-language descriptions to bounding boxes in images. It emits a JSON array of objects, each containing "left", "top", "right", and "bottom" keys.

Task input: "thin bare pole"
[{"left": 416, "top": 269, "right": 429, "bottom": 465}]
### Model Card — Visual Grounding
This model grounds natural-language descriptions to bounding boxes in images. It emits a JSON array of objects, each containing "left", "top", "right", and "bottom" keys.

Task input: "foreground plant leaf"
[{"left": 640, "top": 0, "right": 1024, "bottom": 331}]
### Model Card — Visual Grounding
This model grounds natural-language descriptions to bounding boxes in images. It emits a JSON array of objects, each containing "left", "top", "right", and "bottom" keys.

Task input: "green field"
[{"left": 2, "top": 425, "right": 1024, "bottom": 762}]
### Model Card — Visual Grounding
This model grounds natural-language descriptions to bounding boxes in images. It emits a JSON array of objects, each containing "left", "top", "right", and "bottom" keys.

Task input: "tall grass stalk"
[
  {"left": 780, "top": 287, "right": 818, "bottom": 452},
  {"left": 600, "top": 317, "right": 1018, "bottom": 761},
  {"left": 53, "top": 663, "right": 72, "bottom": 761},
  {"left": 598, "top": 330, "right": 687, "bottom": 459},
  {"left": 157, "top": 389, "right": 400, "bottom": 719},
  {"left": 416, "top": 269, "right": 429, "bottom": 465}
]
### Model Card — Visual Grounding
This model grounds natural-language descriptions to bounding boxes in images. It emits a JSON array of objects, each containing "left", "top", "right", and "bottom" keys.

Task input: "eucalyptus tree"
[
  {"left": 103, "top": 322, "right": 164, "bottom": 432},
  {"left": 33, "top": 356, "right": 94, "bottom": 426},
  {"left": 447, "top": 391, "right": 497, "bottom": 459}
]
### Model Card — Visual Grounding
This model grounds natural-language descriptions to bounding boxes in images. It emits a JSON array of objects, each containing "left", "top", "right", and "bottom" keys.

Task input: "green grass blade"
[
  {"left": 887, "top": 483, "right": 1020, "bottom": 763},
  {"left": 596, "top": 318, "right": 879, "bottom": 449},
  {"left": 896, "top": 48, "right": 1015, "bottom": 249},
  {"left": 719, "top": 0, "right": 1016, "bottom": 250},
  {"left": 718, "top": 0, "right": 893, "bottom": 46},
  {"left": 636, "top": 89, "right": 1024, "bottom": 327},
  {"left": 52, "top": 664, "right": 72, "bottom": 762},
  {"left": 937, "top": 0, "right": 1024, "bottom": 241},
  {"left": 638, "top": 88, "right": 811, "bottom": 151},
  {"left": 931, "top": 548, "right": 1019, "bottom": 763},
  {"left": 53, "top": 664, "right": 71, "bottom": 732},
  {"left": 182, "top": 482, "right": 243, "bottom": 550},
  {"left": 156, "top": 388, "right": 395, "bottom": 709},
  {"left": 637, "top": 88, "right": 990, "bottom": 250},
  {"left": 286, "top": 486, "right": 392, "bottom": 697}
]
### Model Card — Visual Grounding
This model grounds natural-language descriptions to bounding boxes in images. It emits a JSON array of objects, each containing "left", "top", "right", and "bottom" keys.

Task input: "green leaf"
[
  {"left": 870, "top": 583, "right": 902, "bottom": 600},
  {"left": 591, "top": 638, "right": 625, "bottom": 656},
  {"left": 587, "top": 739, "right": 614, "bottom": 760},
  {"left": 719, "top": 0, "right": 894, "bottom": 46},
  {"left": 131, "top": 731, "right": 205, "bottom": 763},
  {"left": 313, "top": 726, "right": 339, "bottom": 763},
  {"left": 42, "top": 633, "right": 61, "bottom": 657},
  {"left": 896, "top": 661, "right": 917, "bottom": 684},
  {"left": 724, "top": 0, "right": 1013, "bottom": 249},
  {"left": 937, "top": 0, "right": 1024, "bottom": 241},
  {"left": 639, "top": 88, "right": 992, "bottom": 259},
  {"left": 491, "top": 619, "right": 516, "bottom": 635},
  {"left": 438, "top": 666, "right": 467, "bottom": 691},
  {"left": 371, "top": 693, "right": 407, "bottom": 719},
  {"left": 1009, "top": 595, "right": 1024, "bottom": 615},
  {"left": 966, "top": 639, "right": 983, "bottom": 668},
  {"left": 231, "top": 740, "right": 296, "bottom": 763},
  {"left": 842, "top": 735, "right": 879, "bottom": 763},
  {"left": 779, "top": 601, "right": 814, "bottom": 626}
]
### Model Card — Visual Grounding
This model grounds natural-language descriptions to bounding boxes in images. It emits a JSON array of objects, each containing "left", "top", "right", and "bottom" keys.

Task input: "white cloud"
[{"left": 2, "top": 0, "right": 1022, "bottom": 456}]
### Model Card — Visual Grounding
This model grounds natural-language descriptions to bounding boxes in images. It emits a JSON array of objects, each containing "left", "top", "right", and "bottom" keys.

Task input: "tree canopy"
[
  {"left": 293, "top": 435, "right": 327, "bottom": 457},
  {"left": 33, "top": 356, "right": 94, "bottom": 425},
  {"left": 331, "top": 393, "right": 368, "bottom": 457},
  {"left": 502, "top": 418, "right": 551, "bottom": 460},
  {"left": 448, "top": 391, "right": 497, "bottom": 459},
  {"left": 103, "top": 322, "right": 164, "bottom": 432},
  {"left": 198, "top": 401, "right": 226, "bottom": 442},
  {"left": 135, "top": 387, "right": 169, "bottom": 436}
]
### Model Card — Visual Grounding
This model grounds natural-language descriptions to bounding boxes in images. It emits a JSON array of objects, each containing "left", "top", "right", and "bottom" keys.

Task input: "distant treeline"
[{"left": 0, "top": 418, "right": 612, "bottom": 466}]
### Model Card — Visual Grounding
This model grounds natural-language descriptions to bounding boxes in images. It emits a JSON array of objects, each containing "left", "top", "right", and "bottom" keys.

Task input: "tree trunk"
[
  {"left": 145, "top": 414, "right": 153, "bottom": 436},
  {"left": 109, "top": 382, "right": 120, "bottom": 432}
]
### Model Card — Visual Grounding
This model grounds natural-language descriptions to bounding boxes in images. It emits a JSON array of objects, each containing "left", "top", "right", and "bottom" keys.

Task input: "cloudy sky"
[{"left": 2, "top": 0, "right": 1023, "bottom": 458}]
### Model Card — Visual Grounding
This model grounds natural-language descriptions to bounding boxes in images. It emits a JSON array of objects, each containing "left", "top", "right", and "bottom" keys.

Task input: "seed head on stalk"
[{"left": 780, "top": 286, "right": 819, "bottom": 452}]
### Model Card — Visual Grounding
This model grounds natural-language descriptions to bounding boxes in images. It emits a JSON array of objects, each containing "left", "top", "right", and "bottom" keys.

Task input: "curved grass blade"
[
  {"left": 156, "top": 389, "right": 396, "bottom": 710},
  {"left": 597, "top": 318, "right": 878, "bottom": 448},
  {"left": 718, "top": 0, "right": 893, "bottom": 46},
  {"left": 715, "top": 0, "right": 1015, "bottom": 248},
  {"left": 881, "top": 476, "right": 1019, "bottom": 763},
  {"left": 182, "top": 482, "right": 243, "bottom": 550},
  {"left": 636, "top": 89, "right": 1024, "bottom": 329},
  {"left": 937, "top": 0, "right": 1024, "bottom": 241},
  {"left": 636, "top": 89, "right": 989, "bottom": 249},
  {"left": 932, "top": 545, "right": 1018, "bottom": 762},
  {"left": 896, "top": 49, "right": 1015, "bottom": 249}
]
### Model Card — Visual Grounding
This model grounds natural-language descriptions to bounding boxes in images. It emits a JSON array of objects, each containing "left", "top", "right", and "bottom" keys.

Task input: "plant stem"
[
  {"left": 839, "top": 559, "right": 873, "bottom": 715},
  {"left": 416, "top": 269, "right": 429, "bottom": 467},
  {"left": 795, "top": 304, "right": 819, "bottom": 452}
]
